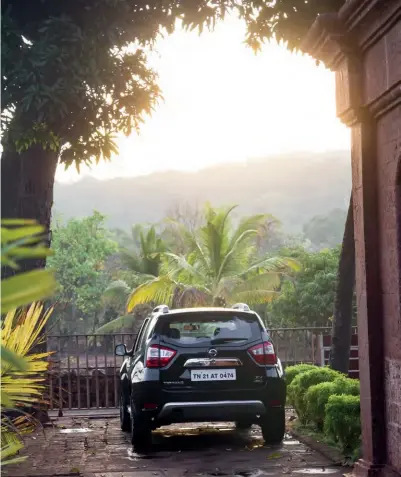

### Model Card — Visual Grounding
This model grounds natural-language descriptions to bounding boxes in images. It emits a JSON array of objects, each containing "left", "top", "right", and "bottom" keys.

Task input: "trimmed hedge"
[
  {"left": 324, "top": 394, "right": 361, "bottom": 455},
  {"left": 285, "top": 364, "right": 361, "bottom": 459},
  {"left": 284, "top": 364, "right": 317, "bottom": 386},
  {"left": 288, "top": 367, "right": 341, "bottom": 422},
  {"left": 305, "top": 377, "right": 360, "bottom": 429}
]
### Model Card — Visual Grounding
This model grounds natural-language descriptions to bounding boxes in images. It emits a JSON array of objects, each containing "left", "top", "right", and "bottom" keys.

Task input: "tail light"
[
  {"left": 248, "top": 341, "right": 277, "bottom": 365},
  {"left": 146, "top": 345, "right": 176, "bottom": 368}
]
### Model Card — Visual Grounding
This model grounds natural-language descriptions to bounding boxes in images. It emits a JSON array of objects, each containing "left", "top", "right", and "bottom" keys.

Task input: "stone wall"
[
  {"left": 301, "top": 1, "right": 401, "bottom": 476},
  {"left": 377, "top": 103, "right": 401, "bottom": 474}
]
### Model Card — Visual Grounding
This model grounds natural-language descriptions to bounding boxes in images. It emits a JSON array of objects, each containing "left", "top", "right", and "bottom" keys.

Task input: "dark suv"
[{"left": 115, "top": 304, "right": 286, "bottom": 448}]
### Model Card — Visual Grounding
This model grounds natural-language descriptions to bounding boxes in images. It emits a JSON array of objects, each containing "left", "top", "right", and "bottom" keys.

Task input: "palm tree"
[
  {"left": 97, "top": 225, "right": 166, "bottom": 333},
  {"left": 127, "top": 204, "right": 299, "bottom": 311},
  {"left": 105, "top": 224, "right": 167, "bottom": 302},
  {"left": 119, "top": 224, "right": 166, "bottom": 281}
]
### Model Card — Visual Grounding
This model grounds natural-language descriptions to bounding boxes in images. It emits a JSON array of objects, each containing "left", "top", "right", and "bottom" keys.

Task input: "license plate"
[{"left": 190, "top": 369, "right": 236, "bottom": 381}]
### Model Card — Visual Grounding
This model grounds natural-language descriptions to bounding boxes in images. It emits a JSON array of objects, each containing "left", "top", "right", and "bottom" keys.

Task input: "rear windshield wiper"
[{"left": 211, "top": 337, "right": 248, "bottom": 344}]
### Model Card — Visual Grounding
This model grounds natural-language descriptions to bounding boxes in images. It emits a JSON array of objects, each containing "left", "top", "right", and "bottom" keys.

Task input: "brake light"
[
  {"left": 146, "top": 345, "right": 176, "bottom": 368},
  {"left": 248, "top": 341, "right": 277, "bottom": 365}
]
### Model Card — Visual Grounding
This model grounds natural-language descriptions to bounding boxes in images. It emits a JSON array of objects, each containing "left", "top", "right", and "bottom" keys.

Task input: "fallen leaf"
[{"left": 267, "top": 452, "right": 283, "bottom": 460}]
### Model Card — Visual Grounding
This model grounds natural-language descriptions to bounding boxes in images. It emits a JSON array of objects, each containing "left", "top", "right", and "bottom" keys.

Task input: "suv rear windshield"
[{"left": 157, "top": 313, "right": 262, "bottom": 346}]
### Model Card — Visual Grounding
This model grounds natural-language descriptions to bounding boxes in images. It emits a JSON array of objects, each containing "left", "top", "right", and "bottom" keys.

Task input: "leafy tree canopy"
[
  {"left": 267, "top": 247, "right": 341, "bottom": 327},
  {"left": 47, "top": 211, "right": 118, "bottom": 332},
  {"left": 2, "top": 0, "right": 343, "bottom": 167}
]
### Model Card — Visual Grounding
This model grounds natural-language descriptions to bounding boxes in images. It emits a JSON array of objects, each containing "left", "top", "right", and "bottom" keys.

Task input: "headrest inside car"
[{"left": 169, "top": 328, "right": 180, "bottom": 339}]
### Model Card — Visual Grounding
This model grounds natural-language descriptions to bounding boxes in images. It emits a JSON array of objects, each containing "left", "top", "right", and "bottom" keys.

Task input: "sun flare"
[{"left": 56, "top": 17, "right": 350, "bottom": 183}]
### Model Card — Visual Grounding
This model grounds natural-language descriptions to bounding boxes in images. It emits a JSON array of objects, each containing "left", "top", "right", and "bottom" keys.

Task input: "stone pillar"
[{"left": 301, "top": 2, "right": 401, "bottom": 477}]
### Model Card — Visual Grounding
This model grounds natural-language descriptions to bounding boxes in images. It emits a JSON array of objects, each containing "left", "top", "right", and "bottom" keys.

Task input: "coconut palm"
[
  {"left": 127, "top": 204, "right": 299, "bottom": 311},
  {"left": 105, "top": 225, "right": 166, "bottom": 299},
  {"left": 119, "top": 224, "right": 166, "bottom": 280},
  {"left": 96, "top": 225, "right": 166, "bottom": 333}
]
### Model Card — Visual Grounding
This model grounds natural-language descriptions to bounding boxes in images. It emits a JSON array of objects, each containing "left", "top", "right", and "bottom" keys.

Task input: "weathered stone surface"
[
  {"left": 301, "top": 1, "right": 401, "bottom": 476},
  {"left": 5, "top": 417, "right": 346, "bottom": 477}
]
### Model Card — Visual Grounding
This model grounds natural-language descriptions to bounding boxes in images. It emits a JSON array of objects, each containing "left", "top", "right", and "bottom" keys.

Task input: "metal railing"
[
  {"left": 47, "top": 333, "right": 136, "bottom": 411},
  {"left": 46, "top": 327, "right": 358, "bottom": 410},
  {"left": 268, "top": 327, "right": 330, "bottom": 367}
]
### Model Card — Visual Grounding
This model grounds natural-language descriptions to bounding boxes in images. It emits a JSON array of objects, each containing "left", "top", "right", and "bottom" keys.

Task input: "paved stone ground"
[{"left": 6, "top": 415, "right": 349, "bottom": 477}]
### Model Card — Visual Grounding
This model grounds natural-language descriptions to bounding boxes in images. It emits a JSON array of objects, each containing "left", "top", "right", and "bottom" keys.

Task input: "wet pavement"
[{"left": 6, "top": 416, "right": 349, "bottom": 477}]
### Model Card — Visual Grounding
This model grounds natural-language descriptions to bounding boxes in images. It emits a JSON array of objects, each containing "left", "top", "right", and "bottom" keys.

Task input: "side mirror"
[{"left": 115, "top": 344, "right": 128, "bottom": 356}]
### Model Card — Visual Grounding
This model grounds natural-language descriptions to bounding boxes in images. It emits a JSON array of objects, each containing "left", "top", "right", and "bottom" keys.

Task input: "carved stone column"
[{"left": 301, "top": 2, "right": 401, "bottom": 477}]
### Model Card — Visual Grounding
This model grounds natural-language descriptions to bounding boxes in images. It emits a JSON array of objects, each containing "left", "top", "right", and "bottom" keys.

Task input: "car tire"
[
  {"left": 235, "top": 421, "right": 252, "bottom": 430},
  {"left": 120, "top": 392, "right": 131, "bottom": 432},
  {"left": 131, "top": 408, "right": 152, "bottom": 449},
  {"left": 261, "top": 408, "right": 285, "bottom": 445}
]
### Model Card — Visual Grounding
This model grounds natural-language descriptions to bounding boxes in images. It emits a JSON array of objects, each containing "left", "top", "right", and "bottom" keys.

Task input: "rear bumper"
[{"left": 157, "top": 400, "right": 266, "bottom": 422}]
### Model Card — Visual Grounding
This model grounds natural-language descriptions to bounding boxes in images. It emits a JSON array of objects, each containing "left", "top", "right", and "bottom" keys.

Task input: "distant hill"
[{"left": 53, "top": 150, "right": 351, "bottom": 232}]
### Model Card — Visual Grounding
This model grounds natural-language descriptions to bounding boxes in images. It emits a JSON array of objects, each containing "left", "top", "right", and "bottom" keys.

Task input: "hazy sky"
[{"left": 56, "top": 17, "right": 350, "bottom": 183}]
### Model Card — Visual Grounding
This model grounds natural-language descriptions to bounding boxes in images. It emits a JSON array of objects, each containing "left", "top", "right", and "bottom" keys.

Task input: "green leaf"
[
  {"left": 1, "top": 226, "right": 45, "bottom": 243},
  {"left": 1, "top": 270, "right": 56, "bottom": 313},
  {"left": 0, "top": 346, "right": 29, "bottom": 372},
  {"left": 96, "top": 314, "right": 136, "bottom": 333},
  {"left": 6, "top": 247, "right": 53, "bottom": 259},
  {"left": 0, "top": 219, "right": 37, "bottom": 226},
  {"left": 1, "top": 456, "right": 28, "bottom": 467}
]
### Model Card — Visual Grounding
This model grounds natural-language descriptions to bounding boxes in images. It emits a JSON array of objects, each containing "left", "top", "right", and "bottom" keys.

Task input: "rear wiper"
[{"left": 211, "top": 337, "right": 248, "bottom": 344}]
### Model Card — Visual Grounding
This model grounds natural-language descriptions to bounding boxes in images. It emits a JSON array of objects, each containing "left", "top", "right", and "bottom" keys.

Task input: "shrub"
[
  {"left": 305, "top": 377, "right": 360, "bottom": 429},
  {"left": 288, "top": 367, "right": 341, "bottom": 422},
  {"left": 324, "top": 394, "right": 361, "bottom": 455},
  {"left": 285, "top": 364, "right": 318, "bottom": 386}
]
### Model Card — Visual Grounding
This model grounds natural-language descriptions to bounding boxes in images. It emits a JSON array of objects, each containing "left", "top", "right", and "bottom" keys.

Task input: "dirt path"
[{"left": 7, "top": 417, "right": 349, "bottom": 477}]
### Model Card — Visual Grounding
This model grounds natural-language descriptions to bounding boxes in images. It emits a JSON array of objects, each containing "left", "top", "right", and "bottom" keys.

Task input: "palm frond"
[
  {"left": 231, "top": 289, "right": 279, "bottom": 305},
  {"left": 1, "top": 304, "right": 52, "bottom": 361},
  {"left": 244, "top": 256, "right": 301, "bottom": 275},
  {"left": 197, "top": 205, "right": 239, "bottom": 278},
  {"left": 232, "top": 272, "right": 281, "bottom": 294},
  {"left": 1, "top": 429, "right": 26, "bottom": 466},
  {"left": 217, "top": 229, "right": 258, "bottom": 282},
  {"left": 212, "top": 205, "right": 238, "bottom": 235},
  {"left": 101, "top": 280, "right": 131, "bottom": 306},
  {"left": 229, "top": 214, "right": 267, "bottom": 249},
  {"left": 163, "top": 252, "right": 206, "bottom": 283},
  {"left": 96, "top": 314, "right": 136, "bottom": 333},
  {"left": 120, "top": 248, "right": 145, "bottom": 273},
  {"left": 1, "top": 303, "right": 53, "bottom": 465},
  {"left": 126, "top": 276, "right": 178, "bottom": 311},
  {"left": 185, "top": 233, "right": 210, "bottom": 273}
]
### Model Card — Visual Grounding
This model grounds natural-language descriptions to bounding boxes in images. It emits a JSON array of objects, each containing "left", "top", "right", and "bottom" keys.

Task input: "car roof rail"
[
  {"left": 232, "top": 303, "right": 251, "bottom": 312},
  {"left": 153, "top": 304, "right": 170, "bottom": 314}
]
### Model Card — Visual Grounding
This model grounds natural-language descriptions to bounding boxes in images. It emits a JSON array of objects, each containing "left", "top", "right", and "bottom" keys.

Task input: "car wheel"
[
  {"left": 131, "top": 408, "right": 152, "bottom": 449},
  {"left": 261, "top": 408, "right": 285, "bottom": 445},
  {"left": 235, "top": 421, "right": 252, "bottom": 430},
  {"left": 120, "top": 391, "right": 130, "bottom": 432}
]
